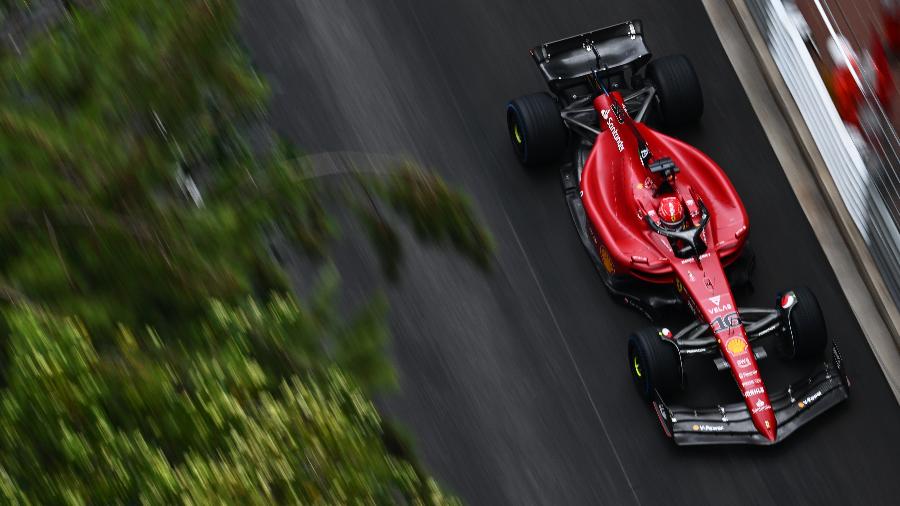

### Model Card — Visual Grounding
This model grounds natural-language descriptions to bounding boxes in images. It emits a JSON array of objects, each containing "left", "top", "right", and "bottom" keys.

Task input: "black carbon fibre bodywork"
[
  {"left": 653, "top": 344, "right": 850, "bottom": 445},
  {"left": 531, "top": 20, "right": 651, "bottom": 96}
]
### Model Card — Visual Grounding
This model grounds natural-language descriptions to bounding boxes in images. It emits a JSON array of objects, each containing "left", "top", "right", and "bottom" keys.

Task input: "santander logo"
[{"left": 601, "top": 109, "right": 625, "bottom": 153}]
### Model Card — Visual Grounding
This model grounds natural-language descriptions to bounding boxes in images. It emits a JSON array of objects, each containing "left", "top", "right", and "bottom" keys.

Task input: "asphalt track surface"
[{"left": 240, "top": 1, "right": 900, "bottom": 504}]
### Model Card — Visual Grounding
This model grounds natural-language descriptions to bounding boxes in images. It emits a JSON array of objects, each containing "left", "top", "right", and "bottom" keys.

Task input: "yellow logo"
[
  {"left": 725, "top": 337, "right": 748, "bottom": 356},
  {"left": 599, "top": 247, "right": 614, "bottom": 273},
  {"left": 692, "top": 424, "right": 700, "bottom": 431}
]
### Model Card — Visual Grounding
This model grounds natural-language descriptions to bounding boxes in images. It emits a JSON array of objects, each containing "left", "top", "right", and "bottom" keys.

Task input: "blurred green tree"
[
  {"left": 0, "top": 0, "right": 492, "bottom": 502},
  {"left": 0, "top": 303, "right": 459, "bottom": 505},
  {"left": 0, "top": 0, "right": 492, "bottom": 339}
]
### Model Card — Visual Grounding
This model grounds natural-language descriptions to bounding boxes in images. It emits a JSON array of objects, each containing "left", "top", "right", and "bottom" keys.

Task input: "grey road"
[{"left": 240, "top": 1, "right": 900, "bottom": 504}]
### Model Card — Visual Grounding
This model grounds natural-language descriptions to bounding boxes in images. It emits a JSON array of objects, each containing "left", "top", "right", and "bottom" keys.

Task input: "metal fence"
[{"left": 743, "top": 0, "right": 900, "bottom": 309}]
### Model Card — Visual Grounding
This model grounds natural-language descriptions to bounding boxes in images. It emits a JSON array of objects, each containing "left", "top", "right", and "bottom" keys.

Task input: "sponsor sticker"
[
  {"left": 741, "top": 378, "right": 761, "bottom": 388},
  {"left": 744, "top": 387, "right": 764, "bottom": 398},
  {"left": 708, "top": 302, "right": 734, "bottom": 315},
  {"left": 739, "top": 370, "right": 757, "bottom": 379},
  {"left": 599, "top": 247, "right": 614, "bottom": 273},
  {"left": 725, "top": 337, "right": 748, "bottom": 356},
  {"left": 709, "top": 295, "right": 721, "bottom": 306},
  {"left": 798, "top": 390, "right": 823, "bottom": 409},
  {"left": 752, "top": 399, "right": 771, "bottom": 414},
  {"left": 692, "top": 424, "right": 724, "bottom": 432},
  {"left": 736, "top": 357, "right": 752, "bottom": 369},
  {"left": 681, "top": 253, "right": 711, "bottom": 264},
  {"left": 602, "top": 109, "right": 625, "bottom": 153}
]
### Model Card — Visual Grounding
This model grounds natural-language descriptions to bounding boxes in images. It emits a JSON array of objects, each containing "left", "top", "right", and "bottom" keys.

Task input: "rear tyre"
[
  {"left": 627, "top": 327, "right": 683, "bottom": 400},
  {"left": 646, "top": 55, "right": 703, "bottom": 127},
  {"left": 506, "top": 93, "right": 567, "bottom": 167},
  {"left": 780, "top": 287, "right": 828, "bottom": 359}
]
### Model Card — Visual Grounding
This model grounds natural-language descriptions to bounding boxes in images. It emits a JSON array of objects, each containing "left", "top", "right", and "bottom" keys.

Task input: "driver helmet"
[{"left": 658, "top": 196, "right": 684, "bottom": 229}]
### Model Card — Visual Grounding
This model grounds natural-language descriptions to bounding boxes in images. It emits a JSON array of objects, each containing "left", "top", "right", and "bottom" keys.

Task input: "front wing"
[{"left": 652, "top": 344, "right": 849, "bottom": 445}]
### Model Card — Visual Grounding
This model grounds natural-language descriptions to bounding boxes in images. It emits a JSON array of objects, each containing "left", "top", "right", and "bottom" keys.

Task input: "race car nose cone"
[{"left": 754, "top": 411, "right": 777, "bottom": 442}]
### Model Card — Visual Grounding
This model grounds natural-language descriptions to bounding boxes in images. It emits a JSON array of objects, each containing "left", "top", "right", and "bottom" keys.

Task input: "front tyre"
[
  {"left": 627, "top": 327, "right": 683, "bottom": 400},
  {"left": 779, "top": 287, "right": 828, "bottom": 359},
  {"left": 506, "top": 93, "right": 567, "bottom": 167}
]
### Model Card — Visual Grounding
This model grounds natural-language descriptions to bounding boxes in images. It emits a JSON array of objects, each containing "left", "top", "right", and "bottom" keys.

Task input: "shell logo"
[
  {"left": 725, "top": 337, "right": 748, "bottom": 356},
  {"left": 692, "top": 424, "right": 700, "bottom": 431}
]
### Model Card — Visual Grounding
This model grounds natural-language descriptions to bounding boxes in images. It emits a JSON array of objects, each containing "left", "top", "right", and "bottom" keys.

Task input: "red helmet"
[{"left": 658, "top": 196, "right": 684, "bottom": 228}]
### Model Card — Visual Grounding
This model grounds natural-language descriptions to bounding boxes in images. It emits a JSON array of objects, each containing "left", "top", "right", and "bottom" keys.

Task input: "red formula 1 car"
[{"left": 505, "top": 21, "right": 849, "bottom": 445}]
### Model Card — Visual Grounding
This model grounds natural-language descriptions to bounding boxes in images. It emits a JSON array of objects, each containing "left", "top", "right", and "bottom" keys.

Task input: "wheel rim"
[
  {"left": 506, "top": 107, "right": 526, "bottom": 160},
  {"left": 513, "top": 122, "right": 523, "bottom": 144},
  {"left": 628, "top": 343, "right": 649, "bottom": 397}
]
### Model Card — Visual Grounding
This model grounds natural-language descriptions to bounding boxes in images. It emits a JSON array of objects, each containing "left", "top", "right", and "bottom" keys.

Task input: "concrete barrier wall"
[{"left": 740, "top": 0, "right": 900, "bottom": 319}]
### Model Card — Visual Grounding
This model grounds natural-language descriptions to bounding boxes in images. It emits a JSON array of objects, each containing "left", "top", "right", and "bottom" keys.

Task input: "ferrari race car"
[{"left": 505, "top": 21, "right": 849, "bottom": 445}]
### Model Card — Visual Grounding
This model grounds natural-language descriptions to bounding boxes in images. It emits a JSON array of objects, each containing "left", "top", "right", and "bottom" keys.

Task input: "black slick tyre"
[
  {"left": 646, "top": 55, "right": 703, "bottom": 127},
  {"left": 506, "top": 93, "right": 567, "bottom": 167},
  {"left": 781, "top": 287, "right": 828, "bottom": 359},
  {"left": 627, "top": 327, "right": 683, "bottom": 400}
]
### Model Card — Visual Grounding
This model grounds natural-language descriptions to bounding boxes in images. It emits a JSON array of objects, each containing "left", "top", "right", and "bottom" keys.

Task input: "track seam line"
[{"left": 501, "top": 209, "right": 642, "bottom": 506}]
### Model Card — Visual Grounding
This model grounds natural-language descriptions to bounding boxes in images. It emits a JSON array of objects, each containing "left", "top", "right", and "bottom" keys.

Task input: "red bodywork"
[{"left": 581, "top": 93, "right": 777, "bottom": 441}]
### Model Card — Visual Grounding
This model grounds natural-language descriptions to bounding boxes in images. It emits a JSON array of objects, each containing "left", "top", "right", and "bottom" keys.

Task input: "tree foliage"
[
  {"left": 0, "top": 0, "right": 492, "bottom": 338},
  {"left": 0, "top": 0, "right": 491, "bottom": 502},
  {"left": 0, "top": 304, "right": 458, "bottom": 505}
]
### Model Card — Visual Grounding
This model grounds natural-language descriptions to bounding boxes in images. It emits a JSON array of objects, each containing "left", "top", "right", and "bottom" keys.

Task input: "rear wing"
[{"left": 530, "top": 20, "right": 651, "bottom": 93}]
